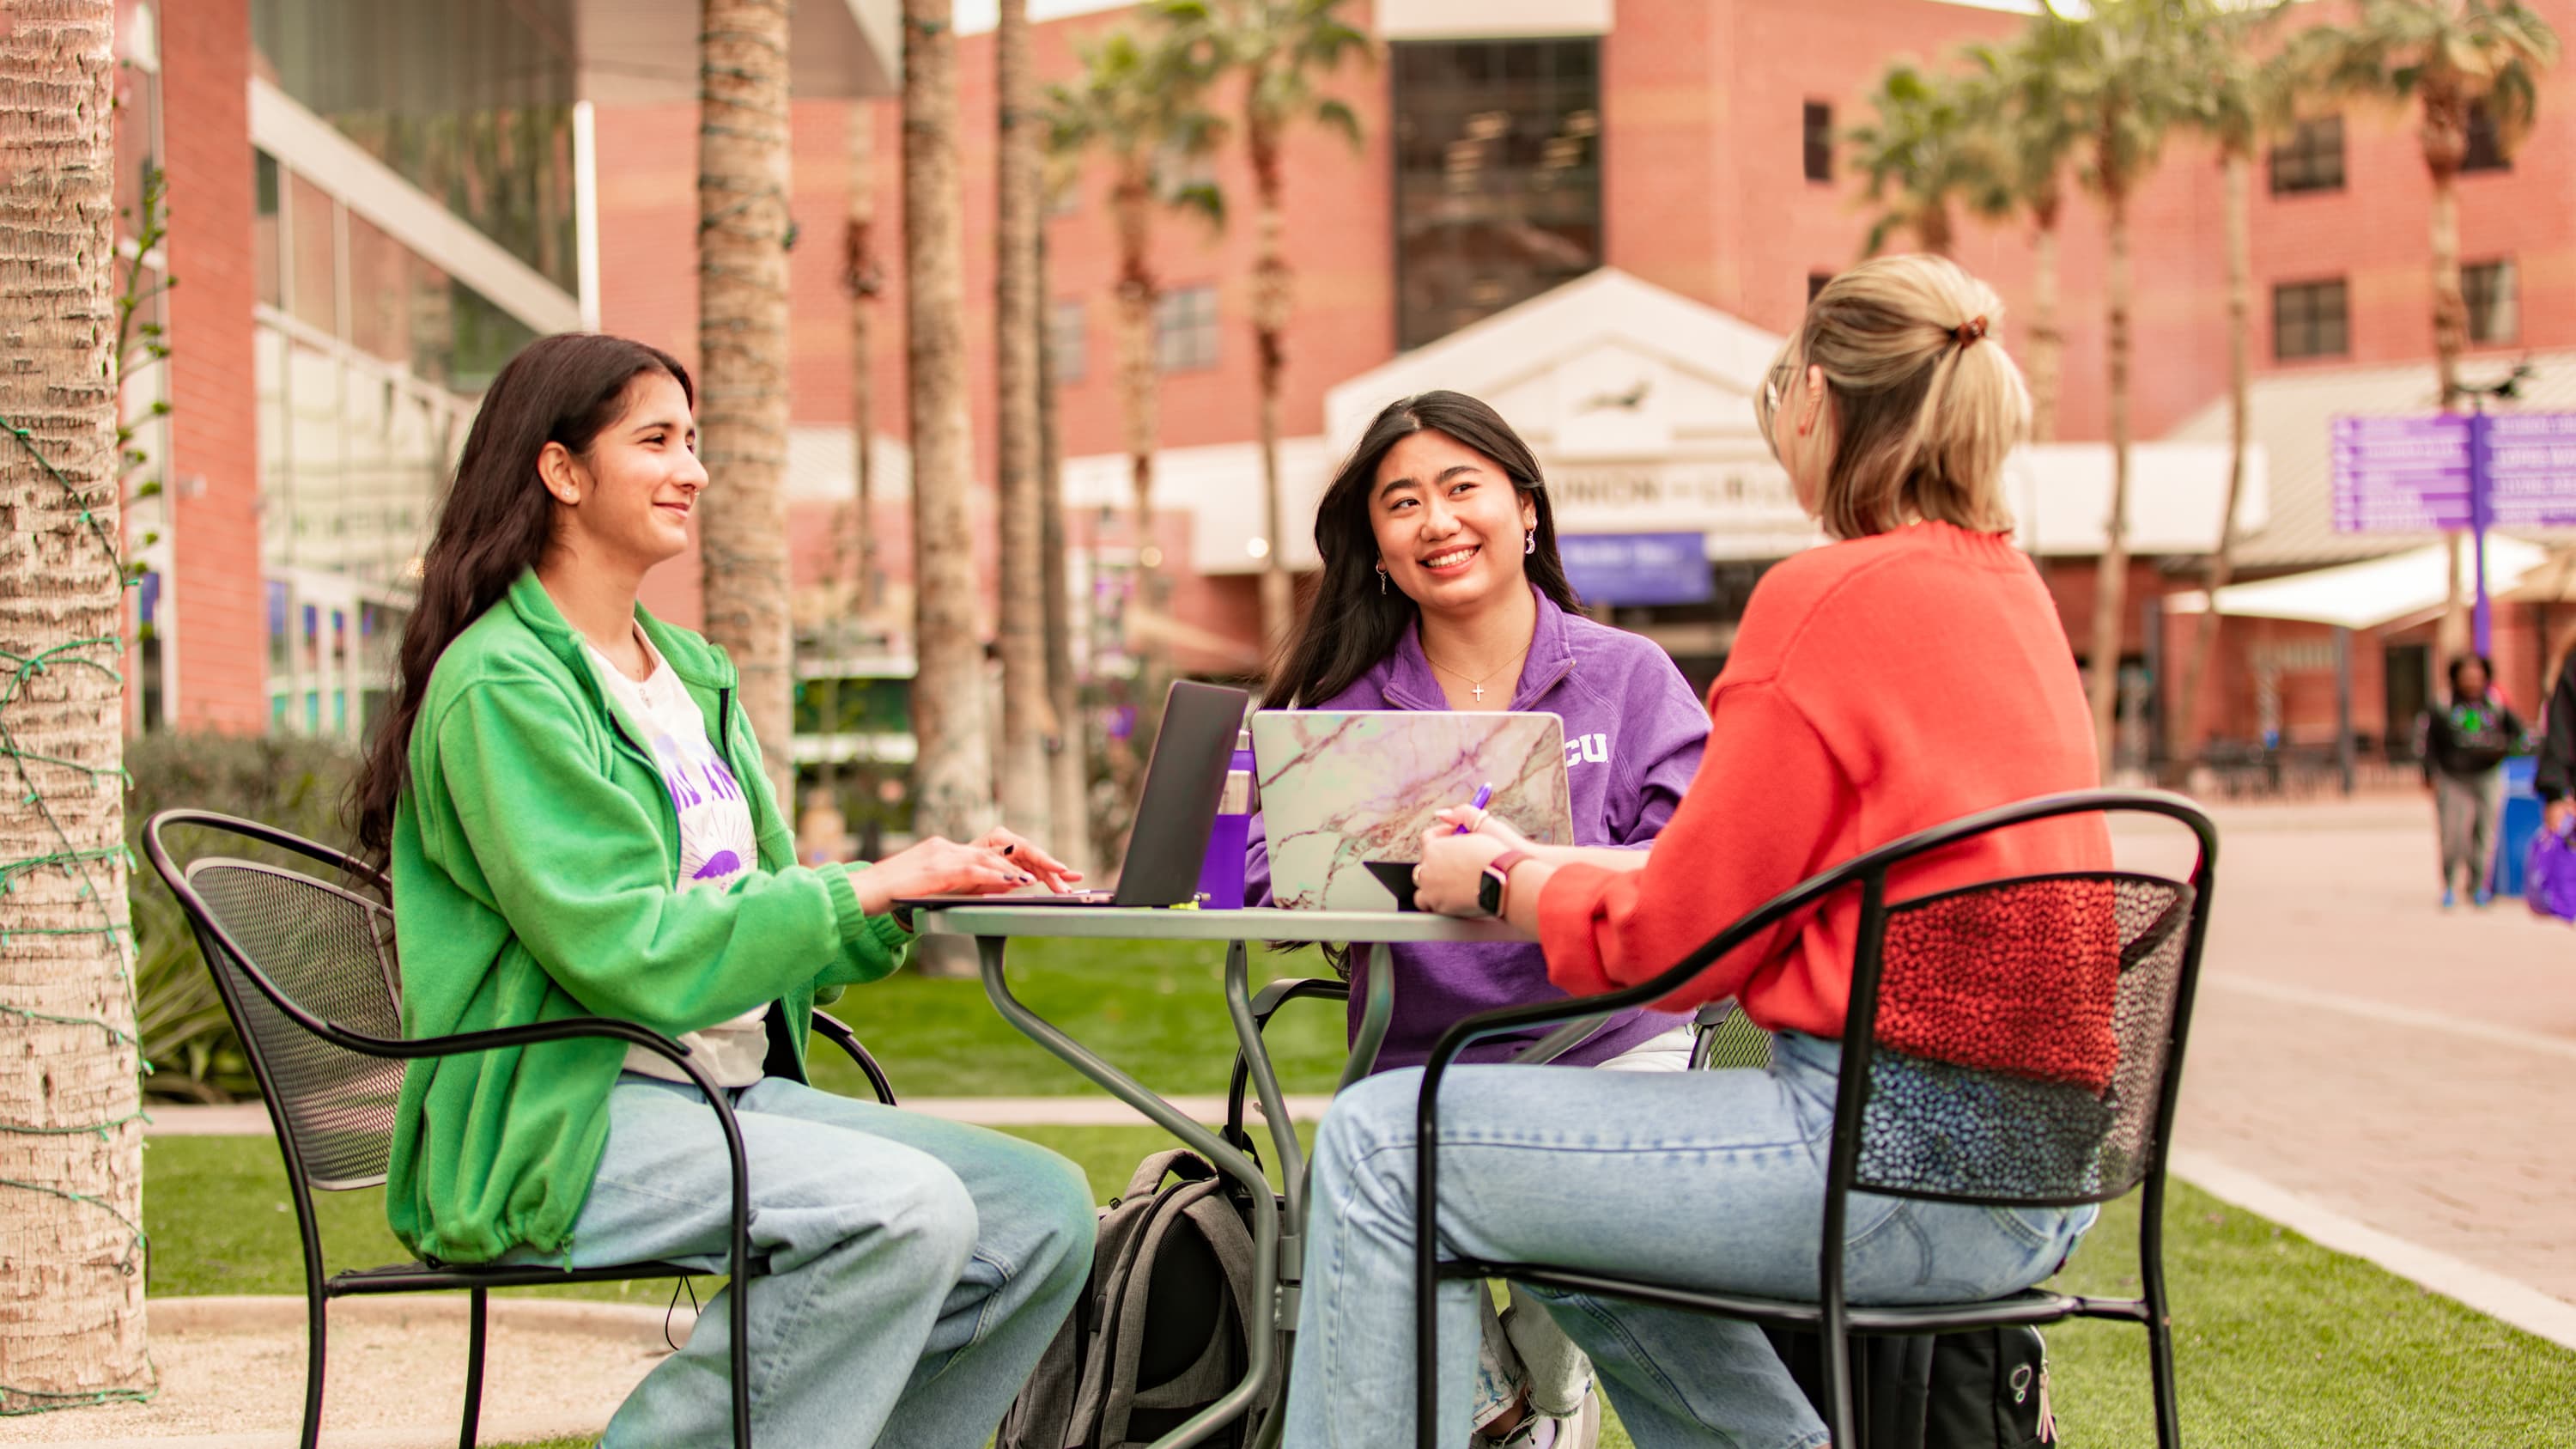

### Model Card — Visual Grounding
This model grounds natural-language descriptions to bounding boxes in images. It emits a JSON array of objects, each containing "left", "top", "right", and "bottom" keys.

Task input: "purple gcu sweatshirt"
[{"left": 1246, "top": 588, "right": 1710, "bottom": 1070}]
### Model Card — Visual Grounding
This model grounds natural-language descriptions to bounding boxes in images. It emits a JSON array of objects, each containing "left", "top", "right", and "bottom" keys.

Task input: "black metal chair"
[
  {"left": 1411, "top": 789, "right": 2219, "bottom": 1449},
  {"left": 143, "top": 808, "right": 901, "bottom": 1449}
]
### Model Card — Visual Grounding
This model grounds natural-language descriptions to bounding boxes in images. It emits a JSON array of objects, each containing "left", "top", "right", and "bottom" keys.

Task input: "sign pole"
[{"left": 2471, "top": 410, "right": 2494, "bottom": 657}]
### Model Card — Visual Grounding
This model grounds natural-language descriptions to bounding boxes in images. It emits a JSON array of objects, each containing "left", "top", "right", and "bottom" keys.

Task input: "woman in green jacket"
[{"left": 349, "top": 332, "right": 1095, "bottom": 1447}]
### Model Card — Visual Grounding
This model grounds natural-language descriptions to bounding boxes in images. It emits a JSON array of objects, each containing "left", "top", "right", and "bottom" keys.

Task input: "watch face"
[{"left": 1477, "top": 867, "right": 1504, "bottom": 916}]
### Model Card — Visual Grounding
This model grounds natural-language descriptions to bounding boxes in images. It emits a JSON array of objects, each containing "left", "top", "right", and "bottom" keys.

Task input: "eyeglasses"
[{"left": 1764, "top": 361, "right": 1796, "bottom": 415}]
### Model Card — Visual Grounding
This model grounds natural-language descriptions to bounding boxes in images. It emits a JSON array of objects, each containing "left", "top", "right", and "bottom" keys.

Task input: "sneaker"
[
  {"left": 2475, "top": 887, "right": 2495, "bottom": 908},
  {"left": 2443, "top": 888, "right": 2458, "bottom": 910},
  {"left": 1485, "top": 1386, "right": 1601, "bottom": 1449}
]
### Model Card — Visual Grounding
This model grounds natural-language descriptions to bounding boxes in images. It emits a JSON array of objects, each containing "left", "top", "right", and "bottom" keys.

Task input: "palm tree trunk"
[
  {"left": 2430, "top": 155, "right": 2472, "bottom": 654},
  {"left": 904, "top": 0, "right": 993, "bottom": 911},
  {"left": 1112, "top": 176, "right": 1163, "bottom": 688},
  {"left": 993, "top": 0, "right": 1049, "bottom": 843},
  {"left": 1037, "top": 229, "right": 1088, "bottom": 874},
  {"left": 0, "top": 0, "right": 147, "bottom": 1408},
  {"left": 2086, "top": 183, "right": 2133, "bottom": 775},
  {"left": 845, "top": 101, "right": 882, "bottom": 622},
  {"left": 2026, "top": 197, "right": 2063, "bottom": 443},
  {"left": 1251, "top": 123, "right": 1296, "bottom": 661},
  {"left": 2176, "top": 151, "right": 2253, "bottom": 770},
  {"left": 699, "top": 0, "right": 797, "bottom": 811}
]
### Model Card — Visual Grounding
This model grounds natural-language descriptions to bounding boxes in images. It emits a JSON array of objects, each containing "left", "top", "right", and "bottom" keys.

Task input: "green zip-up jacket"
[{"left": 386, "top": 571, "right": 912, "bottom": 1264}]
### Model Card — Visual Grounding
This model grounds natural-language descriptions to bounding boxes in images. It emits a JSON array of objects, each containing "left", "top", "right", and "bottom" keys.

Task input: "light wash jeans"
[
  {"left": 1285, "top": 1032, "right": 2098, "bottom": 1449},
  {"left": 499, "top": 1074, "right": 1094, "bottom": 1448}
]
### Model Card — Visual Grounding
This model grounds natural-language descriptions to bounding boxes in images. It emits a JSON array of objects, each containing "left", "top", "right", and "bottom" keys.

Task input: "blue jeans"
[
  {"left": 1283, "top": 1032, "right": 2097, "bottom": 1449},
  {"left": 501, "top": 1075, "right": 1094, "bottom": 1448}
]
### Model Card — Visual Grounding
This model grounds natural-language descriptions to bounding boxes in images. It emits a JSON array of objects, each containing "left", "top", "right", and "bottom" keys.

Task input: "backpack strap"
[
  {"left": 1120, "top": 1148, "right": 1215, "bottom": 1204},
  {"left": 1097, "top": 1178, "right": 1265, "bottom": 1447}
]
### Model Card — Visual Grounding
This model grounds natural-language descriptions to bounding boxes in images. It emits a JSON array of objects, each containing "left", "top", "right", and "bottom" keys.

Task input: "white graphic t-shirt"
[{"left": 586, "top": 630, "right": 769, "bottom": 1087}]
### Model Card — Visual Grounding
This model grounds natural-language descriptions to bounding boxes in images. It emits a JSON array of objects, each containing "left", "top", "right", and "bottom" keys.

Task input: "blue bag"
[{"left": 2525, "top": 825, "right": 2576, "bottom": 922}]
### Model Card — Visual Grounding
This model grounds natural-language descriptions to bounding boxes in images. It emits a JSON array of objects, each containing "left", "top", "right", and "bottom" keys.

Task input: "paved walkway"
[{"left": 2115, "top": 796, "right": 2576, "bottom": 1337}]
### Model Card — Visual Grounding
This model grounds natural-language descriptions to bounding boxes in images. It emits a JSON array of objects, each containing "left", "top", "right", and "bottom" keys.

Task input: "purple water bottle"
[{"left": 1196, "top": 728, "right": 1255, "bottom": 908}]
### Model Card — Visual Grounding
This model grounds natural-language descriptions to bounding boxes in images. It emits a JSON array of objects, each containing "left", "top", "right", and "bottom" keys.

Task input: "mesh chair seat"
[
  {"left": 1411, "top": 790, "right": 2218, "bottom": 1449},
  {"left": 145, "top": 809, "right": 902, "bottom": 1449}
]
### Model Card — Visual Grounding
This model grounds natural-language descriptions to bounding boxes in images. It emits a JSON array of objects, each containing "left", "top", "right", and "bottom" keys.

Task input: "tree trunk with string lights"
[
  {"left": 0, "top": 0, "right": 148, "bottom": 1409},
  {"left": 2084, "top": 174, "right": 2134, "bottom": 775},
  {"left": 1249, "top": 117, "right": 1296, "bottom": 660},
  {"left": 1110, "top": 169, "right": 1167, "bottom": 705},
  {"left": 697, "top": 0, "right": 796, "bottom": 810}
]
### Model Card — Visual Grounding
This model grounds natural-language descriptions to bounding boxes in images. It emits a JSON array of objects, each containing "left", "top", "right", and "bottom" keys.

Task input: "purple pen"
[{"left": 1453, "top": 782, "right": 1493, "bottom": 834}]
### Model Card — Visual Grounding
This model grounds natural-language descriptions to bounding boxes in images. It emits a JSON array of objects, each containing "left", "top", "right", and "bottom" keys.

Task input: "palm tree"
[
  {"left": 0, "top": 0, "right": 149, "bottom": 1406},
  {"left": 2299, "top": 0, "right": 2559, "bottom": 409},
  {"left": 1037, "top": 227, "right": 1088, "bottom": 875},
  {"left": 1849, "top": 63, "right": 1991, "bottom": 259},
  {"left": 1154, "top": 0, "right": 1368, "bottom": 657},
  {"left": 904, "top": 0, "right": 993, "bottom": 953},
  {"left": 842, "top": 100, "right": 885, "bottom": 624},
  {"left": 996, "top": 0, "right": 1051, "bottom": 844},
  {"left": 1048, "top": 28, "right": 1224, "bottom": 691},
  {"left": 2050, "top": 0, "right": 2196, "bottom": 772},
  {"left": 2172, "top": 8, "right": 2296, "bottom": 768},
  {"left": 698, "top": 0, "right": 797, "bottom": 809},
  {"left": 1960, "top": 28, "right": 2085, "bottom": 441}
]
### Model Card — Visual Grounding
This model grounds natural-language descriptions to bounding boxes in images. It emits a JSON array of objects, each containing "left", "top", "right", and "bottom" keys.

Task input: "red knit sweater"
[{"left": 1538, "top": 521, "right": 2109, "bottom": 1042}]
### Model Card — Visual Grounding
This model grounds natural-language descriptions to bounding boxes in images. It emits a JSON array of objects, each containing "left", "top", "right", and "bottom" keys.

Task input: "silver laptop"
[{"left": 1251, "top": 709, "right": 1573, "bottom": 910}]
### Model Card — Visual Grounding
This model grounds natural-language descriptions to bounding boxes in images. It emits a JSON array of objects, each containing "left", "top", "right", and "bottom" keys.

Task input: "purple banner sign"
[
  {"left": 2330, "top": 415, "right": 2473, "bottom": 533},
  {"left": 1559, "top": 532, "right": 1714, "bottom": 606},
  {"left": 2478, "top": 413, "right": 2576, "bottom": 528}
]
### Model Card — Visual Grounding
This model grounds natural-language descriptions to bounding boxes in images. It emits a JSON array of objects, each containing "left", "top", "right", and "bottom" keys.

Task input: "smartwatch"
[{"left": 1477, "top": 849, "right": 1531, "bottom": 918}]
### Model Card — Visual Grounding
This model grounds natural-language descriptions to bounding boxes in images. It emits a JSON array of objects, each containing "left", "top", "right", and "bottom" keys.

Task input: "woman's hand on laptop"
[
  {"left": 1413, "top": 829, "right": 1508, "bottom": 916},
  {"left": 971, "top": 826, "right": 1084, "bottom": 893},
  {"left": 850, "top": 837, "right": 1032, "bottom": 916}
]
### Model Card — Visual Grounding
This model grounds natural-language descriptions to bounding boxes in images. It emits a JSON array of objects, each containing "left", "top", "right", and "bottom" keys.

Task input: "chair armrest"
[{"left": 809, "top": 1009, "right": 898, "bottom": 1105}]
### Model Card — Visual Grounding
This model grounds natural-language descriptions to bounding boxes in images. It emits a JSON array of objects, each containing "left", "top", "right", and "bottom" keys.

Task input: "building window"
[
  {"left": 1391, "top": 37, "right": 1603, "bottom": 350},
  {"left": 2463, "top": 101, "right": 2509, "bottom": 173},
  {"left": 2273, "top": 278, "right": 2349, "bottom": 360},
  {"left": 1155, "top": 285, "right": 1219, "bottom": 372},
  {"left": 1049, "top": 299, "right": 1087, "bottom": 385},
  {"left": 1807, "top": 271, "right": 1834, "bottom": 303},
  {"left": 2464, "top": 259, "right": 2518, "bottom": 344},
  {"left": 2269, "top": 116, "right": 2344, "bottom": 194},
  {"left": 1802, "top": 101, "right": 1833, "bottom": 182}
]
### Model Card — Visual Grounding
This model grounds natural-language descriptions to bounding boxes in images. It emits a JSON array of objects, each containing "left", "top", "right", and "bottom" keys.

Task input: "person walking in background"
[{"left": 2419, "top": 654, "right": 2526, "bottom": 909}]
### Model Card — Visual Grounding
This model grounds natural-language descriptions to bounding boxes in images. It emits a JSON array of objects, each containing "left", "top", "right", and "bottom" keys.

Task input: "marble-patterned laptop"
[{"left": 1251, "top": 710, "right": 1574, "bottom": 910}]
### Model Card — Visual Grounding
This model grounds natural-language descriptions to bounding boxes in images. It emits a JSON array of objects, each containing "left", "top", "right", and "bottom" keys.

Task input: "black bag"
[
  {"left": 1761, "top": 1325, "right": 2055, "bottom": 1449},
  {"left": 999, "top": 1148, "right": 1267, "bottom": 1449}
]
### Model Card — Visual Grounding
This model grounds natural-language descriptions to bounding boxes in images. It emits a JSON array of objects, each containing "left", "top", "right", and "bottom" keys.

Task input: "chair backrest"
[
  {"left": 150, "top": 813, "right": 406, "bottom": 1193},
  {"left": 1845, "top": 868, "right": 2197, "bottom": 1207}
]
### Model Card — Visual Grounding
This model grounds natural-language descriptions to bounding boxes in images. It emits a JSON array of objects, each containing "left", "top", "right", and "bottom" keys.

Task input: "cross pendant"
[{"left": 1471, "top": 684, "right": 1485, "bottom": 702}]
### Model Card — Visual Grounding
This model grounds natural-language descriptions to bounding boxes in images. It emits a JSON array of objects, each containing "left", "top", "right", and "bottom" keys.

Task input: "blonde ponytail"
[{"left": 1758, "top": 254, "right": 2029, "bottom": 541}]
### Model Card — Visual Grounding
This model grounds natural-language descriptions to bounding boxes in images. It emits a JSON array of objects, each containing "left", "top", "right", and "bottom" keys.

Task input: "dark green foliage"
[{"left": 127, "top": 731, "right": 361, "bottom": 1101}]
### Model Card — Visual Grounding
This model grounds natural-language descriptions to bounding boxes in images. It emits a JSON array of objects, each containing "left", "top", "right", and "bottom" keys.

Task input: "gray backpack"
[{"left": 999, "top": 1148, "right": 1267, "bottom": 1449}]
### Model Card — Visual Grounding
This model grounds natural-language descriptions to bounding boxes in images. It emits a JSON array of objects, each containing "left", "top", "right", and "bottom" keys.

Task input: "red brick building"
[{"left": 114, "top": 0, "right": 2576, "bottom": 776}]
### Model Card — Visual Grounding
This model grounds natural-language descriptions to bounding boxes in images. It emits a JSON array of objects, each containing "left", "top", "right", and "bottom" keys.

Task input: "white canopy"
[{"left": 2164, "top": 537, "right": 2550, "bottom": 630}]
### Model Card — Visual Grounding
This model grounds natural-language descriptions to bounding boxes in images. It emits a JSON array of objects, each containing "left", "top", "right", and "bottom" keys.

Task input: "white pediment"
[{"left": 1325, "top": 268, "right": 1816, "bottom": 558}]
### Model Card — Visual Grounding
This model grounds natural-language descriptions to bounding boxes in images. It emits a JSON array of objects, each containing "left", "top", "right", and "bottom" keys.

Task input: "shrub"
[{"left": 126, "top": 731, "right": 359, "bottom": 1102}]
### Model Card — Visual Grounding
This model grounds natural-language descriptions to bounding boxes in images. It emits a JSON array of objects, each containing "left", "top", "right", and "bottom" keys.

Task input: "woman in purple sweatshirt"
[{"left": 1246, "top": 390, "right": 1709, "bottom": 1446}]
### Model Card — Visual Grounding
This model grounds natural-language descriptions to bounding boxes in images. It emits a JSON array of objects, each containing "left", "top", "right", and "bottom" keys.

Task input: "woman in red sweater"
[{"left": 1279, "top": 255, "right": 2107, "bottom": 1449}]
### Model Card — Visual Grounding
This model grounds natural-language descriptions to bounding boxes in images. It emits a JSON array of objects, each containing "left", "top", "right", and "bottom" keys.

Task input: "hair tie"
[{"left": 1953, "top": 316, "right": 1989, "bottom": 347}]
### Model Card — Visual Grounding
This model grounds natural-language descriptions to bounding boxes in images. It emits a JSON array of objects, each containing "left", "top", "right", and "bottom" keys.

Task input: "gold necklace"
[{"left": 1422, "top": 641, "right": 1530, "bottom": 703}]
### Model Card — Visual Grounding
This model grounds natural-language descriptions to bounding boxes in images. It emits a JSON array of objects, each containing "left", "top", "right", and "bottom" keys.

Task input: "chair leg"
[
  {"left": 459, "top": 1287, "right": 489, "bottom": 1449},
  {"left": 2147, "top": 1309, "right": 2183, "bottom": 1449},
  {"left": 1819, "top": 1324, "right": 1858, "bottom": 1449},
  {"left": 301, "top": 1292, "right": 327, "bottom": 1449}
]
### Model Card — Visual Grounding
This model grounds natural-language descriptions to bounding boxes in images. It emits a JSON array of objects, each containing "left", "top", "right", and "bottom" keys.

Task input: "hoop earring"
[
  {"left": 1376, "top": 563, "right": 1388, "bottom": 595},
  {"left": 1523, "top": 532, "right": 1535, "bottom": 556}
]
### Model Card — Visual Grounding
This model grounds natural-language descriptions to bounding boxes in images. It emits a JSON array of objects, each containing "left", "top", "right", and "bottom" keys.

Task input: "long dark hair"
[
  {"left": 349, "top": 332, "right": 692, "bottom": 866},
  {"left": 1264, "top": 391, "right": 1579, "bottom": 708}
]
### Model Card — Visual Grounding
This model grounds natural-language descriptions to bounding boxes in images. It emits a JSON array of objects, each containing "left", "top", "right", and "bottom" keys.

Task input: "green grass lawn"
[{"left": 151, "top": 1129, "right": 2576, "bottom": 1449}]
